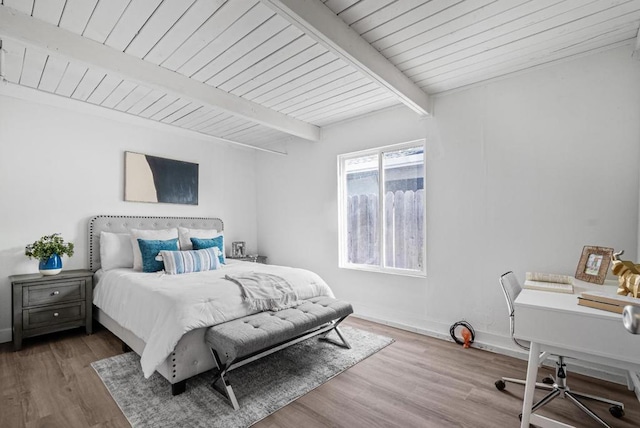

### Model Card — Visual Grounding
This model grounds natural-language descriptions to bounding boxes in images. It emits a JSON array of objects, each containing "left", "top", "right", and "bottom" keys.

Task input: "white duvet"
[{"left": 93, "top": 260, "right": 334, "bottom": 378}]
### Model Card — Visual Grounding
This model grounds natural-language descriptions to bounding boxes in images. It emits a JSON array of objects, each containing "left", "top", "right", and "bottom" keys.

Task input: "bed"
[{"left": 88, "top": 215, "right": 339, "bottom": 395}]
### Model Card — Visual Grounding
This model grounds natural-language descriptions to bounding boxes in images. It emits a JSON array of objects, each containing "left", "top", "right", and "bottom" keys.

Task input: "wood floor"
[{"left": 1, "top": 317, "right": 639, "bottom": 427}]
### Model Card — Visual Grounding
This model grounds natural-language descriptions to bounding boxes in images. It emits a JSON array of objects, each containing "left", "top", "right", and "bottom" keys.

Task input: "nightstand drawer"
[
  {"left": 23, "top": 302, "right": 85, "bottom": 330},
  {"left": 22, "top": 280, "right": 85, "bottom": 307}
]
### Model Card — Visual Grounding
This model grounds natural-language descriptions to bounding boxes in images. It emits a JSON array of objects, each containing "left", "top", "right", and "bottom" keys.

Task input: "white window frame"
[{"left": 337, "top": 139, "right": 426, "bottom": 277}]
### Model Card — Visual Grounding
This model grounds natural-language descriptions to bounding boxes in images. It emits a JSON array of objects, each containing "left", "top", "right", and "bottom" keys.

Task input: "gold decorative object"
[{"left": 611, "top": 250, "right": 640, "bottom": 298}]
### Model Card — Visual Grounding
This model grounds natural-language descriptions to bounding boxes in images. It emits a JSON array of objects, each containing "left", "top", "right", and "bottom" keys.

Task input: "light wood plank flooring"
[{"left": 1, "top": 318, "right": 638, "bottom": 427}]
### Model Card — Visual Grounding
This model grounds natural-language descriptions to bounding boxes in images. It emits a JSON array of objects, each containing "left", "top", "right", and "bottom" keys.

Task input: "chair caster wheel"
[
  {"left": 495, "top": 380, "right": 506, "bottom": 391},
  {"left": 609, "top": 405, "right": 624, "bottom": 418},
  {"left": 542, "top": 376, "right": 554, "bottom": 385}
]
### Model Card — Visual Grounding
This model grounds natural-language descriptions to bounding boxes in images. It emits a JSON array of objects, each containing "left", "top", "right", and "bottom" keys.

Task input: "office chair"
[
  {"left": 495, "top": 271, "right": 625, "bottom": 426},
  {"left": 495, "top": 271, "right": 555, "bottom": 392}
]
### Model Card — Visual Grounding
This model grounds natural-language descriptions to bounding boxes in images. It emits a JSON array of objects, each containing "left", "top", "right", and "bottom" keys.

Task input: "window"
[{"left": 338, "top": 140, "right": 426, "bottom": 276}]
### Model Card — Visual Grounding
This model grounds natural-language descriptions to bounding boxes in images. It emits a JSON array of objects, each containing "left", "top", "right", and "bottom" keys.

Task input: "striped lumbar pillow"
[{"left": 160, "top": 247, "right": 221, "bottom": 275}]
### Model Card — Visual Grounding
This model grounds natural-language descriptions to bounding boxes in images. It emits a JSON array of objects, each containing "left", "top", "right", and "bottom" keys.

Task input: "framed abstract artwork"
[{"left": 125, "top": 151, "right": 199, "bottom": 205}]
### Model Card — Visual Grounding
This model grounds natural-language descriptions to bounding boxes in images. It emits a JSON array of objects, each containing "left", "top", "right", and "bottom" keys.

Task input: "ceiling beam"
[
  {"left": 261, "top": 0, "right": 430, "bottom": 116},
  {"left": 0, "top": 5, "right": 320, "bottom": 141},
  {"left": 633, "top": 26, "right": 640, "bottom": 60}
]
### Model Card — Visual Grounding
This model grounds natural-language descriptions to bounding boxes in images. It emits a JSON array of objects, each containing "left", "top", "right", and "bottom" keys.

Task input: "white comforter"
[{"left": 93, "top": 260, "right": 334, "bottom": 378}]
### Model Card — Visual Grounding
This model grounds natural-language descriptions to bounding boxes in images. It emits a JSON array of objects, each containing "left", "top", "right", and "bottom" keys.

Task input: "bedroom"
[{"left": 1, "top": 0, "right": 640, "bottom": 427}]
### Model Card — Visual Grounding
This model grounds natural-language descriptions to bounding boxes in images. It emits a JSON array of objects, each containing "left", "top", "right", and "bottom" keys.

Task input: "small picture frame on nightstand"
[{"left": 232, "top": 241, "right": 245, "bottom": 258}]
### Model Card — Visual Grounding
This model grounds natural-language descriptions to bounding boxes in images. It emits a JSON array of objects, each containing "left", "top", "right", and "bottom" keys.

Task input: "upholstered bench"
[{"left": 205, "top": 296, "right": 353, "bottom": 409}]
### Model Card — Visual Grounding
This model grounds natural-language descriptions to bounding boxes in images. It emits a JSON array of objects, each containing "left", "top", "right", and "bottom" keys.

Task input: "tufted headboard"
[{"left": 88, "top": 215, "right": 224, "bottom": 272}]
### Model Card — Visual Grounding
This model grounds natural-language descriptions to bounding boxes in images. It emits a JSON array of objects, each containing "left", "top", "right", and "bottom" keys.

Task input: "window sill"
[{"left": 339, "top": 263, "right": 426, "bottom": 278}]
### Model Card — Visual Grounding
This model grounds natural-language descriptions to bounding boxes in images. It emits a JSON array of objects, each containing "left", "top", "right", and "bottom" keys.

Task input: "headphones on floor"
[{"left": 450, "top": 320, "right": 475, "bottom": 347}]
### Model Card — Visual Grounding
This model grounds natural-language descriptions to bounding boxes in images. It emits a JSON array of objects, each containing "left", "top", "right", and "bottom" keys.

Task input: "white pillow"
[
  {"left": 100, "top": 232, "right": 133, "bottom": 270},
  {"left": 178, "top": 226, "right": 219, "bottom": 250},
  {"left": 130, "top": 228, "right": 179, "bottom": 271}
]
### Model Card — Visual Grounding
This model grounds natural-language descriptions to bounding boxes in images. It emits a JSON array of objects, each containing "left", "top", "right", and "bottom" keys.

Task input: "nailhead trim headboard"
[{"left": 88, "top": 215, "right": 224, "bottom": 272}]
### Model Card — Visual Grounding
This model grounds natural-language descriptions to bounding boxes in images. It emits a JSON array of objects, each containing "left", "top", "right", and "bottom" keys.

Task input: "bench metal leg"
[
  {"left": 210, "top": 349, "right": 239, "bottom": 410},
  {"left": 318, "top": 318, "right": 351, "bottom": 349}
]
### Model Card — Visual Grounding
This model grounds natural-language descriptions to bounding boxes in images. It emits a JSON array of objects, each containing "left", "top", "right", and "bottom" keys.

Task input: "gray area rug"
[{"left": 91, "top": 326, "right": 393, "bottom": 427}]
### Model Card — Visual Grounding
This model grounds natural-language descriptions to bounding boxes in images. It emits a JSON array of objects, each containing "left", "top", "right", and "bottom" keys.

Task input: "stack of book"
[
  {"left": 523, "top": 272, "right": 574, "bottom": 294},
  {"left": 578, "top": 291, "right": 640, "bottom": 314}
]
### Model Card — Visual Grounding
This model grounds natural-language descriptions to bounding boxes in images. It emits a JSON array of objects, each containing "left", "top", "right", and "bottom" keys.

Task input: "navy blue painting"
[{"left": 125, "top": 151, "right": 198, "bottom": 205}]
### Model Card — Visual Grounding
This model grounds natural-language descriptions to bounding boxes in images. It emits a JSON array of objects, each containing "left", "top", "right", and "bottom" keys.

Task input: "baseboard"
[
  {"left": 0, "top": 327, "right": 12, "bottom": 344},
  {"left": 351, "top": 312, "right": 452, "bottom": 342},
  {"left": 350, "top": 313, "right": 632, "bottom": 387}
]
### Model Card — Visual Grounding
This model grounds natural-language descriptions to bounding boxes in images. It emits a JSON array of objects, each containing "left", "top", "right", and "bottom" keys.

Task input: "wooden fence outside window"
[{"left": 346, "top": 189, "right": 424, "bottom": 270}]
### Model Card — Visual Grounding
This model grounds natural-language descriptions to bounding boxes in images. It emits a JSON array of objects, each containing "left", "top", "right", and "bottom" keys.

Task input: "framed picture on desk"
[{"left": 575, "top": 245, "right": 613, "bottom": 284}]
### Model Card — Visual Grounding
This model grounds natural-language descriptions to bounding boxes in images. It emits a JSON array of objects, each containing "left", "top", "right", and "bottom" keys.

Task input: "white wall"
[
  {"left": 256, "top": 46, "right": 640, "bottom": 350},
  {"left": 0, "top": 92, "right": 258, "bottom": 342}
]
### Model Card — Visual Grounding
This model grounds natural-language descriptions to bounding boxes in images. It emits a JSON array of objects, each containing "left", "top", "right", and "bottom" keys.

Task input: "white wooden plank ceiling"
[{"left": 1, "top": 0, "right": 639, "bottom": 151}]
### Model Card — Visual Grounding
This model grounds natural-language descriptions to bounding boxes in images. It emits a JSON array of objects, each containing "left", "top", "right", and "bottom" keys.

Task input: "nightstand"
[
  {"left": 10, "top": 269, "right": 93, "bottom": 351},
  {"left": 227, "top": 255, "right": 267, "bottom": 264}
]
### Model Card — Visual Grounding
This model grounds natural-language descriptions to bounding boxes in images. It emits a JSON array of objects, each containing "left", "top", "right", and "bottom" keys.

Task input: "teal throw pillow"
[
  {"left": 138, "top": 238, "right": 179, "bottom": 272},
  {"left": 191, "top": 236, "right": 225, "bottom": 264}
]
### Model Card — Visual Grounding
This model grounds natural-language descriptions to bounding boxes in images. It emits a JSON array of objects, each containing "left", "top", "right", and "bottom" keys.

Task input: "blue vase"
[{"left": 39, "top": 254, "right": 62, "bottom": 276}]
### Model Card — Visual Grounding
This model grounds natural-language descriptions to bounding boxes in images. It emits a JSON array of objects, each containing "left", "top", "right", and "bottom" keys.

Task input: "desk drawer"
[
  {"left": 23, "top": 302, "right": 85, "bottom": 330},
  {"left": 515, "top": 304, "right": 640, "bottom": 366},
  {"left": 22, "top": 280, "right": 85, "bottom": 307}
]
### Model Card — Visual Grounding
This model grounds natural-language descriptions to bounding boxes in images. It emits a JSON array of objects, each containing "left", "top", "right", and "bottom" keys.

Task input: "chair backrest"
[
  {"left": 499, "top": 271, "right": 527, "bottom": 349},
  {"left": 499, "top": 271, "right": 522, "bottom": 318}
]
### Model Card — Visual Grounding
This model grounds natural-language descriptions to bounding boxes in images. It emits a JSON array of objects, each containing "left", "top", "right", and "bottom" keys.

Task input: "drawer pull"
[
  {"left": 53, "top": 312, "right": 59, "bottom": 317},
  {"left": 51, "top": 291, "right": 60, "bottom": 296}
]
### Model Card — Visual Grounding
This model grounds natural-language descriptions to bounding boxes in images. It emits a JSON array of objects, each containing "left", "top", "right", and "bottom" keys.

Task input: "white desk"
[{"left": 514, "top": 279, "right": 640, "bottom": 427}]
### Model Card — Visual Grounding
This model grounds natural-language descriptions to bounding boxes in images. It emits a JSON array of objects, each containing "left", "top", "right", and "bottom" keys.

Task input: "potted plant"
[{"left": 25, "top": 233, "right": 74, "bottom": 275}]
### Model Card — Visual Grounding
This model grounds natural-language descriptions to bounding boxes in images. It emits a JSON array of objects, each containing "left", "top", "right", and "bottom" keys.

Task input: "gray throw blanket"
[{"left": 225, "top": 272, "right": 300, "bottom": 311}]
